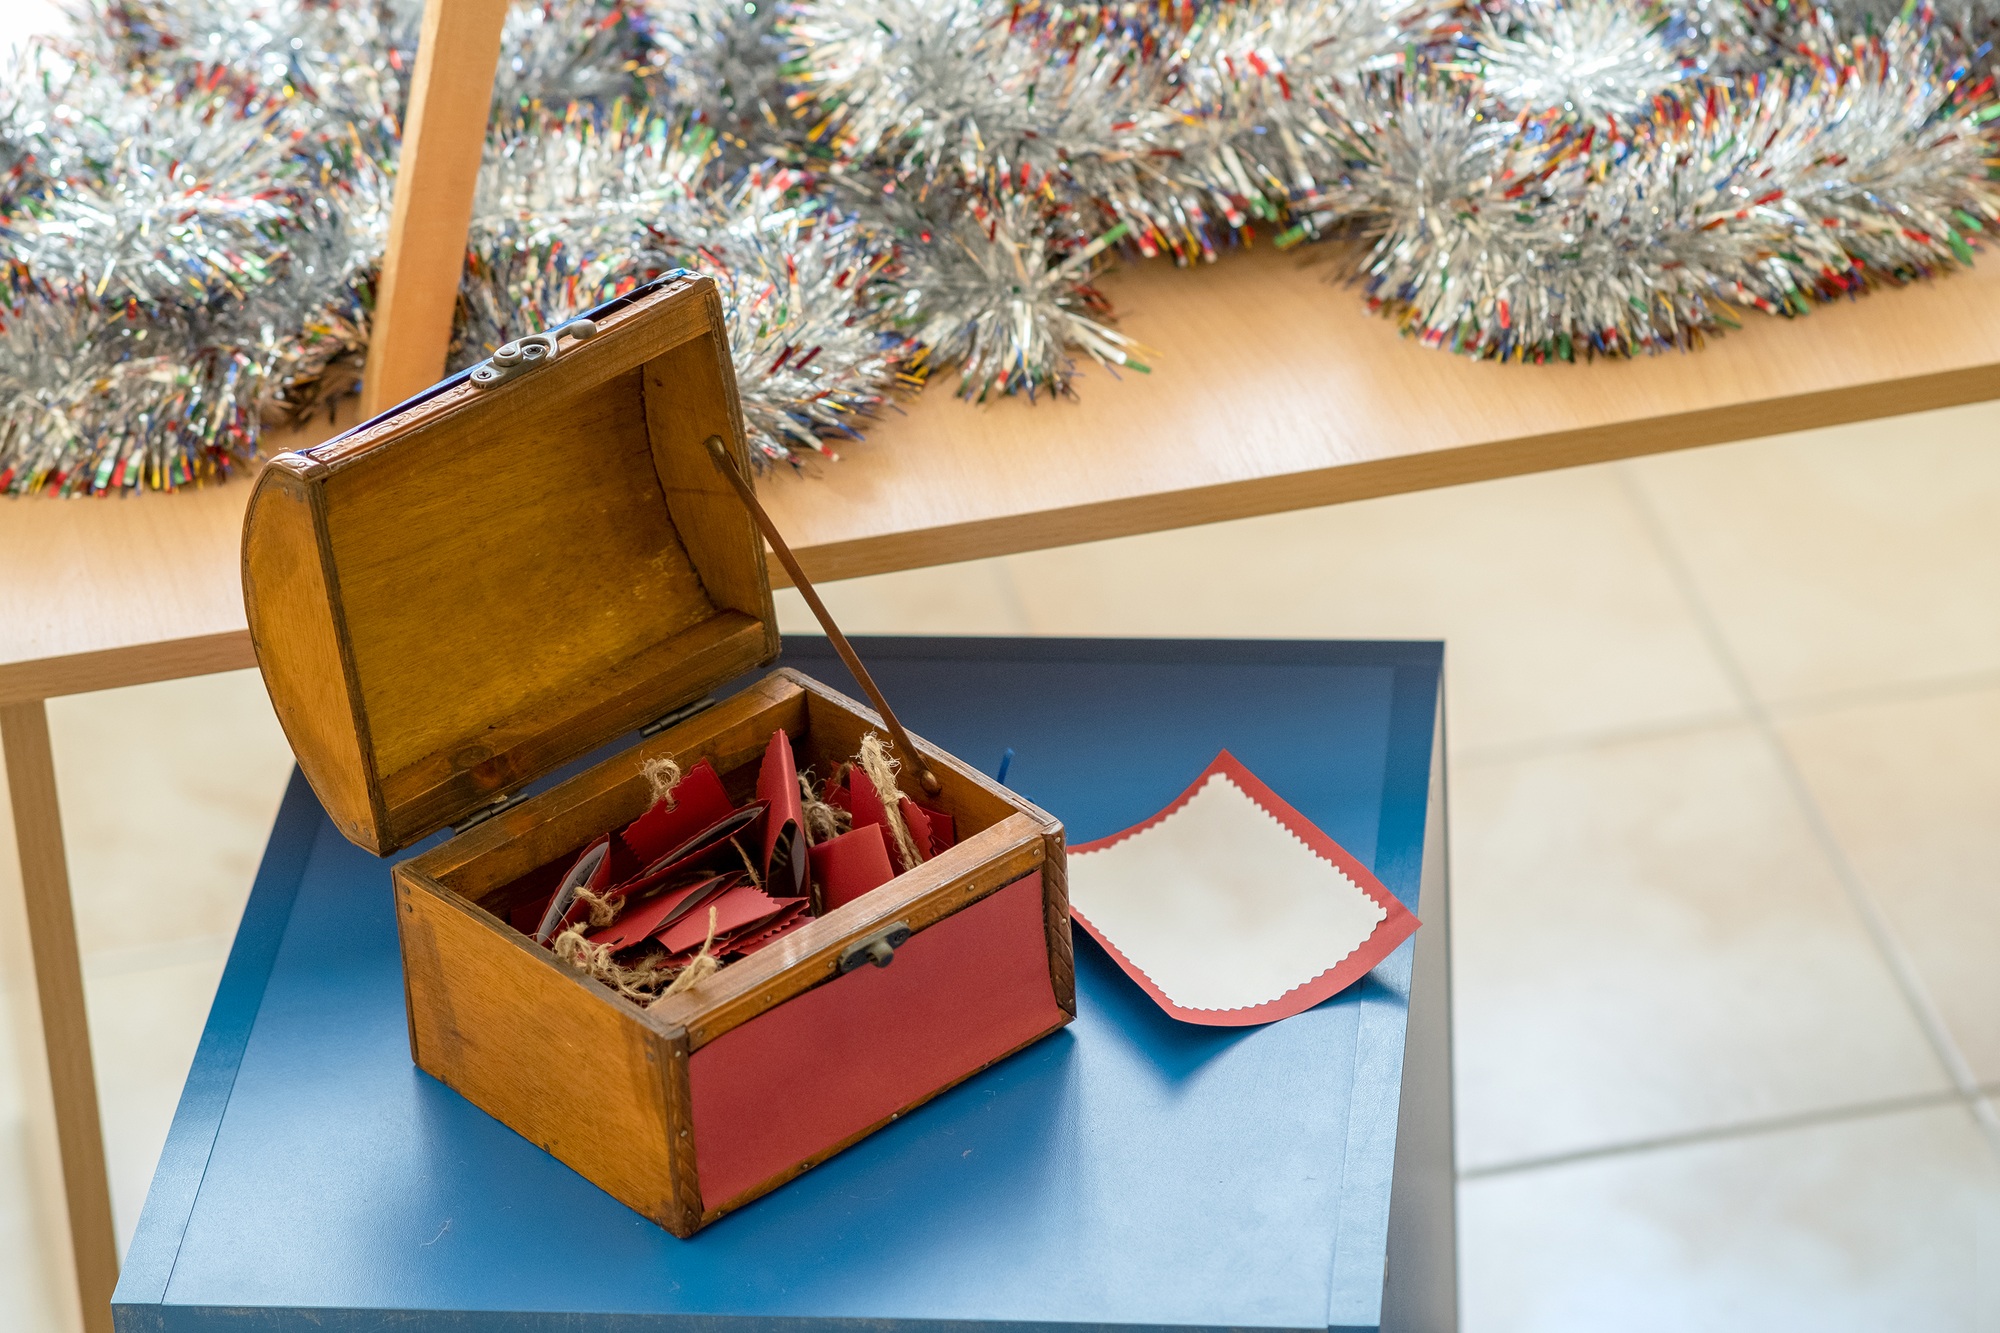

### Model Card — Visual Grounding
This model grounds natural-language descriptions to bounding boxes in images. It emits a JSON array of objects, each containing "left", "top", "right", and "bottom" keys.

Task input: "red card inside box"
[
  {"left": 1066, "top": 751, "right": 1419, "bottom": 1027},
  {"left": 586, "top": 873, "right": 738, "bottom": 954},
  {"left": 842, "top": 771, "right": 932, "bottom": 873},
  {"left": 532, "top": 832, "right": 617, "bottom": 942},
  {"left": 611, "top": 805, "right": 766, "bottom": 900},
  {"left": 809, "top": 824, "right": 897, "bottom": 914},
  {"left": 724, "top": 900, "right": 811, "bottom": 957},
  {"left": 915, "top": 803, "right": 955, "bottom": 856},
  {"left": 757, "top": 731, "right": 808, "bottom": 898},
  {"left": 824, "top": 774, "right": 954, "bottom": 854},
  {"left": 656, "top": 882, "right": 790, "bottom": 956},
  {"left": 620, "top": 759, "right": 735, "bottom": 866}
]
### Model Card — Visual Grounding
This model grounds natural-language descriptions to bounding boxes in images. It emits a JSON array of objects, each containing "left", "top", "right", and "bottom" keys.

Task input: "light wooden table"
[{"left": 5, "top": 241, "right": 2000, "bottom": 1332}]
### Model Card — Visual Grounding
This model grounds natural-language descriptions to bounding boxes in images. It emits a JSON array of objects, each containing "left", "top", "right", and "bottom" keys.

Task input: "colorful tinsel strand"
[{"left": 2, "top": 0, "right": 1998, "bottom": 494}]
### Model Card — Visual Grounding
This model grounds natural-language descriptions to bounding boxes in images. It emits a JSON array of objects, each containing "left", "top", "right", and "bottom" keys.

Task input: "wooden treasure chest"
[{"left": 239, "top": 271, "right": 1075, "bottom": 1236}]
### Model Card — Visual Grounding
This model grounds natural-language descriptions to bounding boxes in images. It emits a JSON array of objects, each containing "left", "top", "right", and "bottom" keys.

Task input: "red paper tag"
[
  {"left": 912, "top": 802, "right": 956, "bottom": 856},
  {"left": 720, "top": 898, "right": 811, "bottom": 958},
  {"left": 585, "top": 874, "right": 736, "bottom": 953},
  {"left": 809, "top": 823, "right": 897, "bottom": 914},
  {"left": 844, "top": 769, "right": 930, "bottom": 873},
  {"left": 657, "top": 881, "right": 787, "bottom": 956},
  {"left": 844, "top": 768, "right": 887, "bottom": 832},
  {"left": 538, "top": 833, "right": 619, "bottom": 940},
  {"left": 610, "top": 803, "right": 765, "bottom": 901},
  {"left": 619, "top": 759, "right": 735, "bottom": 866},
  {"left": 895, "top": 798, "right": 933, "bottom": 871},
  {"left": 757, "top": 730, "right": 808, "bottom": 899}
]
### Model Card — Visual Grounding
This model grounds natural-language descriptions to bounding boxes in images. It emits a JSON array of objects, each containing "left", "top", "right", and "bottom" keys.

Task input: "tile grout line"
[
  {"left": 1613, "top": 463, "right": 2000, "bottom": 1159},
  {"left": 1459, "top": 1087, "right": 1969, "bottom": 1180},
  {"left": 1765, "top": 661, "right": 2000, "bottom": 722}
]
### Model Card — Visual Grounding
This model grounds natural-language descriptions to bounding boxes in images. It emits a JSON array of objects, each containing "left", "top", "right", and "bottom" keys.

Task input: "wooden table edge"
[
  {"left": 0, "top": 633, "right": 259, "bottom": 707},
  {"left": 9, "top": 353, "right": 1998, "bottom": 703},
  {"left": 751, "top": 357, "right": 2000, "bottom": 581}
]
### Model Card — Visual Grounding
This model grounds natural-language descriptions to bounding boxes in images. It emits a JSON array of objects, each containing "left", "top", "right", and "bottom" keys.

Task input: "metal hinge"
[
  {"left": 451, "top": 791, "right": 524, "bottom": 835},
  {"left": 641, "top": 696, "right": 717, "bottom": 738},
  {"left": 446, "top": 697, "right": 716, "bottom": 839}
]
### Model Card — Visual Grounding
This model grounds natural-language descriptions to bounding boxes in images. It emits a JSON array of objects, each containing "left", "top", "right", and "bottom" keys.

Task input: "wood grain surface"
[
  {"left": 0, "top": 702, "right": 117, "bottom": 1333},
  {"left": 398, "top": 663, "right": 1067, "bottom": 1237},
  {"left": 8, "top": 244, "right": 2000, "bottom": 701},
  {"left": 755, "top": 243, "right": 2000, "bottom": 579},
  {"left": 394, "top": 859, "right": 699, "bottom": 1234},
  {"left": 245, "top": 277, "right": 784, "bottom": 851},
  {"left": 358, "top": 0, "right": 510, "bottom": 416}
]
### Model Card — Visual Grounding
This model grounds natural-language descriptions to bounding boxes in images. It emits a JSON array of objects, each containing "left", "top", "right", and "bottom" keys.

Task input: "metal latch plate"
[{"left": 838, "top": 921, "right": 912, "bottom": 974}]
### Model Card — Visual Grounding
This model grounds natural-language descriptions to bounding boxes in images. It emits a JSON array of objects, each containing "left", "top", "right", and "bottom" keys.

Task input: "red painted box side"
[{"left": 688, "top": 871, "right": 1063, "bottom": 1213}]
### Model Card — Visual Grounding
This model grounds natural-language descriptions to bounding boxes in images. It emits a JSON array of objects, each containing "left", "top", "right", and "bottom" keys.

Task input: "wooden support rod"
[
  {"left": 359, "top": 0, "right": 511, "bottom": 417},
  {"left": 701, "top": 436, "right": 942, "bottom": 797},
  {"left": 1, "top": 701, "right": 117, "bottom": 1333}
]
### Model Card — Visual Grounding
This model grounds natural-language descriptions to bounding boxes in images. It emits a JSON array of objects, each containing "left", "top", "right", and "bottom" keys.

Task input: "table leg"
[
  {"left": 1, "top": 700, "right": 117, "bottom": 1333},
  {"left": 360, "top": 0, "right": 511, "bottom": 414}
]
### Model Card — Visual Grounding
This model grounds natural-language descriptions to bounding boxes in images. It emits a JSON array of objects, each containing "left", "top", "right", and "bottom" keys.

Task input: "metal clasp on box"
[
  {"left": 470, "top": 316, "right": 600, "bottom": 390},
  {"left": 838, "top": 921, "right": 911, "bottom": 974}
]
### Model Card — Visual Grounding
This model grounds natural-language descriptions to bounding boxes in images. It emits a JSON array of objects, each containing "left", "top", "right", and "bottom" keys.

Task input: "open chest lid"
[{"left": 242, "top": 272, "right": 780, "bottom": 856}]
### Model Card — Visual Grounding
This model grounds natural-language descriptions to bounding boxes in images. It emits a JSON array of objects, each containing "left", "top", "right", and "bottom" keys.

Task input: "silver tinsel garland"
[
  {"left": 461, "top": 104, "right": 910, "bottom": 460},
  {"left": 3, "top": 0, "right": 1998, "bottom": 494}
]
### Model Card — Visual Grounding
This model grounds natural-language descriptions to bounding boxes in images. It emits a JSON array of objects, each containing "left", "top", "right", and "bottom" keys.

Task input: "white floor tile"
[
  {"left": 1460, "top": 1101, "right": 2000, "bottom": 1333},
  {"left": 1628, "top": 400, "right": 2000, "bottom": 707},
  {"left": 999, "top": 465, "right": 1742, "bottom": 756},
  {"left": 1778, "top": 684, "right": 2000, "bottom": 1085},
  {"left": 44, "top": 670, "right": 294, "bottom": 957},
  {"left": 1452, "top": 722, "right": 1952, "bottom": 1171},
  {"left": 0, "top": 1103, "right": 77, "bottom": 1333}
]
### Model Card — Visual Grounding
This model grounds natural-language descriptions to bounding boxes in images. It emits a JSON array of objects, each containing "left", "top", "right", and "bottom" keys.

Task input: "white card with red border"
[{"left": 1066, "top": 751, "right": 1419, "bottom": 1026}]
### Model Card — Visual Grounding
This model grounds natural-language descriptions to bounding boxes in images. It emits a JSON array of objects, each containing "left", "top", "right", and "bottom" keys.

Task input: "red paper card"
[
  {"left": 725, "top": 900, "right": 811, "bottom": 958},
  {"left": 1066, "top": 751, "right": 1419, "bottom": 1027},
  {"left": 618, "top": 759, "right": 734, "bottom": 866},
  {"left": 657, "top": 882, "right": 787, "bottom": 956},
  {"left": 843, "top": 770, "right": 930, "bottom": 872},
  {"left": 809, "top": 823, "right": 896, "bottom": 914},
  {"left": 609, "top": 803, "right": 765, "bottom": 901},
  {"left": 585, "top": 874, "right": 736, "bottom": 954},
  {"left": 535, "top": 833, "right": 619, "bottom": 941},
  {"left": 757, "top": 730, "right": 808, "bottom": 899},
  {"left": 844, "top": 770, "right": 886, "bottom": 831},
  {"left": 913, "top": 803, "right": 956, "bottom": 855},
  {"left": 895, "top": 799, "right": 932, "bottom": 869}
]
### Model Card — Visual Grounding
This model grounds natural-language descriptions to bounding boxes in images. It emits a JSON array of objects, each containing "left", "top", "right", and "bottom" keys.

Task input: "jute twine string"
[
  {"left": 557, "top": 903, "right": 723, "bottom": 1005},
  {"left": 798, "top": 769, "right": 850, "bottom": 844},
  {"left": 656, "top": 906, "right": 721, "bottom": 1002},
  {"left": 552, "top": 922, "right": 671, "bottom": 1001},
  {"left": 858, "top": 732, "right": 924, "bottom": 871},
  {"left": 571, "top": 881, "right": 623, "bottom": 929},
  {"left": 642, "top": 756, "right": 682, "bottom": 805},
  {"left": 729, "top": 837, "right": 762, "bottom": 887}
]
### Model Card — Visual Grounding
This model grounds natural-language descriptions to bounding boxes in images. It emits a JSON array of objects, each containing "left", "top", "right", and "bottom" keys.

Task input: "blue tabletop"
[{"left": 115, "top": 638, "right": 1444, "bottom": 1333}]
